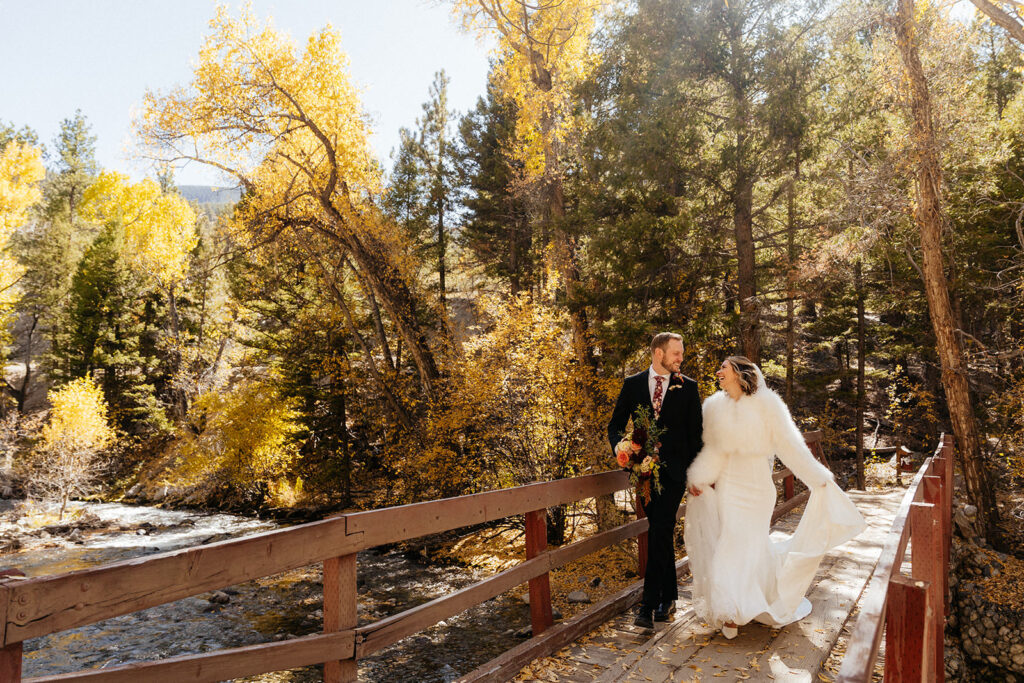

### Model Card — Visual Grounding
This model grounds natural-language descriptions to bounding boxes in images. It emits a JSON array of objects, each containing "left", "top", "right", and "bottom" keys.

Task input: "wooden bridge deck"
[{"left": 513, "top": 489, "right": 904, "bottom": 683}]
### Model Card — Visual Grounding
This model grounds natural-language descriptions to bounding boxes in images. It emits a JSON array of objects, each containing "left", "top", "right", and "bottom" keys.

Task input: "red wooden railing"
[
  {"left": 0, "top": 431, "right": 827, "bottom": 683},
  {"left": 837, "top": 434, "right": 954, "bottom": 682}
]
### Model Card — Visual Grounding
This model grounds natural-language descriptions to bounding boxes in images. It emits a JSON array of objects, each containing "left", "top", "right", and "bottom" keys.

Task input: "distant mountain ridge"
[{"left": 177, "top": 185, "right": 243, "bottom": 205}]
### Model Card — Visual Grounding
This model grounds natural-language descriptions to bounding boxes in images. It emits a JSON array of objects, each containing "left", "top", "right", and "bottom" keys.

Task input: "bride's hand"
[{"left": 688, "top": 484, "right": 702, "bottom": 496}]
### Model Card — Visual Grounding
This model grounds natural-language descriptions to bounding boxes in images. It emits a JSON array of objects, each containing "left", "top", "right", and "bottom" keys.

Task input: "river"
[{"left": 1, "top": 500, "right": 529, "bottom": 682}]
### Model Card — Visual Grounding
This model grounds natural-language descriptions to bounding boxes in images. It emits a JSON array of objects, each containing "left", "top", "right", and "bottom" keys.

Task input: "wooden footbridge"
[{"left": 0, "top": 434, "right": 953, "bottom": 682}]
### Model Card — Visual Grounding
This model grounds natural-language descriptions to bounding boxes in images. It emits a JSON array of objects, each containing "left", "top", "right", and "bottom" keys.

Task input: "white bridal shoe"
[{"left": 721, "top": 625, "right": 738, "bottom": 639}]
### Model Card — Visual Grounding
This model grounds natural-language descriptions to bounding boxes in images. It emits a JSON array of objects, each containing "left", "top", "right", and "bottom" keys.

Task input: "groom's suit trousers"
[{"left": 641, "top": 476, "right": 685, "bottom": 610}]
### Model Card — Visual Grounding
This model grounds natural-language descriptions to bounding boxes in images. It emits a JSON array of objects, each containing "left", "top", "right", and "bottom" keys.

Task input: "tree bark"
[
  {"left": 167, "top": 284, "right": 188, "bottom": 421},
  {"left": 734, "top": 170, "right": 760, "bottom": 363},
  {"left": 315, "top": 206, "right": 442, "bottom": 399},
  {"left": 438, "top": 204, "right": 447, "bottom": 310},
  {"left": 16, "top": 315, "right": 38, "bottom": 413},
  {"left": 346, "top": 256, "right": 396, "bottom": 371},
  {"left": 785, "top": 161, "right": 797, "bottom": 404},
  {"left": 894, "top": 0, "right": 1000, "bottom": 540},
  {"left": 855, "top": 259, "right": 867, "bottom": 490},
  {"left": 968, "top": 0, "right": 1024, "bottom": 45}
]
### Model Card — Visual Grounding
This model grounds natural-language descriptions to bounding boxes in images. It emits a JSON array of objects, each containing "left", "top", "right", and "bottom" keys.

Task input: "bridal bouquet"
[{"left": 614, "top": 406, "right": 665, "bottom": 505}]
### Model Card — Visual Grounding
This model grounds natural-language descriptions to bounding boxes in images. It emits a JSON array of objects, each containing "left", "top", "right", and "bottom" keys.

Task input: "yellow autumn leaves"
[
  {"left": 451, "top": 0, "right": 605, "bottom": 177},
  {"left": 41, "top": 377, "right": 115, "bottom": 455},
  {"left": 137, "top": 5, "right": 380, "bottom": 217},
  {"left": 163, "top": 378, "right": 301, "bottom": 493},
  {"left": 82, "top": 172, "right": 198, "bottom": 288},
  {"left": 0, "top": 141, "right": 45, "bottom": 350}
]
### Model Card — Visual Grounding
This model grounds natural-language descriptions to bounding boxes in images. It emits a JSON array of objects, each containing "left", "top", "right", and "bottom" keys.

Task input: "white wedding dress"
[{"left": 684, "top": 371, "right": 866, "bottom": 629}]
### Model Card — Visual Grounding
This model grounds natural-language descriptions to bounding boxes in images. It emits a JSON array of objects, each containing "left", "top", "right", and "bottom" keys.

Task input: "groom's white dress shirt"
[{"left": 647, "top": 365, "right": 670, "bottom": 405}]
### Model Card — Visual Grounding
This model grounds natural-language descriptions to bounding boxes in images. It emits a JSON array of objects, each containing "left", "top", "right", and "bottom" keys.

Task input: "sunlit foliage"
[
  {"left": 0, "top": 141, "right": 44, "bottom": 366},
  {"left": 28, "top": 376, "right": 115, "bottom": 519},
  {"left": 165, "top": 377, "right": 301, "bottom": 503},
  {"left": 81, "top": 171, "right": 198, "bottom": 288},
  {"left": 138, "top": 5, "right": 445, "bottom": 397},
  {"left": 451, "top": 0, "right": 604, "bottom": 176}
]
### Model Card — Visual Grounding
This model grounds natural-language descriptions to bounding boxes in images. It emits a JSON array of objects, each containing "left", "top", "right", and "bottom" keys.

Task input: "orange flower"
[{"left": 616, "top": 450, "right": 631, "bottom": 468}]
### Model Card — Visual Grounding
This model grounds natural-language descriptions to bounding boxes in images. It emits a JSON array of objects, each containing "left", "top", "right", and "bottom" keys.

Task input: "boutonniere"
[{"left": 668, "top": 372, "right": 684, "bottom": 390}]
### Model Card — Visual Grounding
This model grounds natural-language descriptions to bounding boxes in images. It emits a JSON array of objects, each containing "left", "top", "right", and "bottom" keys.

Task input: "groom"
[{"left": 607, "top": 332, "right": 703, "bottom": 628}]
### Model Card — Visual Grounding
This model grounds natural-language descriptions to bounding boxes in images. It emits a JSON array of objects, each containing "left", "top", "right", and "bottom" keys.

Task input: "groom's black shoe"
[
  {"left": 654, "top": 601, "right": 677, "bottom": 621},
  {"left": 633, "top": 607, "right": 654, "bottom": 629}
]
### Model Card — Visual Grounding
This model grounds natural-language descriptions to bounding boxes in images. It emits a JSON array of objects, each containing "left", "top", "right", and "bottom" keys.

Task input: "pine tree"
[
  {"left": 458, "top": 77, "right": 534, "bottom": 293},
  {"left": 52, "top": 222, "right": 167, "bottom": 433},
  {"left": 384, "top": 71, "right": 460, "bottom": 309},
  {"left": 44, "top": 110, "right": 98, "bottom": 222}
]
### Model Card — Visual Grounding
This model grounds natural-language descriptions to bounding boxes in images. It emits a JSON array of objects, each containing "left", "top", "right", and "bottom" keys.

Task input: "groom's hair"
[{"left": 650, "top": 332, "right": 683, "bottom": 355}]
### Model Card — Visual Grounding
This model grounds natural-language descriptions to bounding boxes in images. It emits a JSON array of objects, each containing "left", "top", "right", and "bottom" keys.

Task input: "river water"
[{"left": 2, "top": 501, "right": 528, "bottom": 682}]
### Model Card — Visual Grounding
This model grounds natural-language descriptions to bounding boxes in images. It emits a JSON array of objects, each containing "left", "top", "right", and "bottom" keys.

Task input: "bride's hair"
[{"left": 725, "top": 356, "right": 760, "bottom": 395}]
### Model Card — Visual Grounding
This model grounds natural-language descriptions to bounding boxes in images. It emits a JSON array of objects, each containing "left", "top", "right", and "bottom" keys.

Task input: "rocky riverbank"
[{"left": 945, "top": 503, "right": 1024, "bottom": 682}]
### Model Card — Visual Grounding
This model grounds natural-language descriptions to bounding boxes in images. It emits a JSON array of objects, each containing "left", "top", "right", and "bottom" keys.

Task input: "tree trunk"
[
  {"left": 167, "top": 285, "right": 188, "bottom": 421},
  {"left": 316, "top": 207, "right": 442, "bottom": 399},
  {"left": 347, "top": 257, "right": 395, "bottom": 371},
  {"left": 785, "top": 157, "right": 798, "bottom": 404},
  {"left": 339, "top": 380, "right": 351, "bottom": 506},
  {"left": 438, "top": 207, "right": 447, "bottom": 310},
  {"left": 734, "top": 170, "right": 759, "bottom": 363},
  {"left": 855, "top": 260, "right": 867, "bottom": 490},
  {"left": 540, "top": 109, "right": 617, "bottom": 532},
  {"left": 894, "top": 0, "right": 1000, "bottom": 540},
  {"left": 16, "top": 315, "right": 38, "bottom": 413},
  {"left": 968, "top": 0, "right": 1024, "bottom": 45}
]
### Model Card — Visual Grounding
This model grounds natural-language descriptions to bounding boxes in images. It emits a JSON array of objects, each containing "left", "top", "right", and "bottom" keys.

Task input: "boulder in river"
[{"left": 208, "top": 591, "right": 231, "bottom": 605}]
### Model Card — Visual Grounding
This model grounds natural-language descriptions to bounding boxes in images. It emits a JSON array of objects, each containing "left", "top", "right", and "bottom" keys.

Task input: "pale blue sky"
[{"left": 0, "top": 0, "right": 493, "bottom": 186}]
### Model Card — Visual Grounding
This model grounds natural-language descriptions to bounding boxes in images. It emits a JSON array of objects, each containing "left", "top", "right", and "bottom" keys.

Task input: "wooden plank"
[
  {"left": 836, "top": 445, "right": 940, "bottom": 682},
  {"left": 342, "top": 471, "right": 630, "bottom": 549},
  {"left": 784, "top": 474, "right": 795, "bottom": 500},
  {"left": 457, "top": 556, "right": 692, "bottom": 683},
  {"left": 4, "top": 516, "right": 352, "bottom": 644},
  {"left": 525, "top": 509, "right": 554, "bottom": 636},
  {"left": 913, "top": 490, "right": 944, "bottom": 682},
  {"left": 357, "top": 518, "right": 649, "bottom": 657},
  {"left": 767, "top": 491, "right": 902, "bottom": 678},
  {"left": 771, "top": 489, "right": 809, "bottom": 523},
  {"left": 23, "top": 630, "right": 355, "bottom": 683},
  {"left": 772, "top": 467, "right": 793, "bottom": 483},
  {"left": 1, "top": 569, "right": 24, "bottom": 683},
  {"left": 635, "top": 494, "right": 647, "bottom": 579},
  {"left": 5, "top": 471, "right": 629, "bottom": 644},
  {"left": 594, "top": 609, "right": 709, "bottom": 683},
  {"left": 884, "top": 575, "right": 931, "bottom": 683},
  {"left": 0, "top": 640, "right": 20, "bottom": 683},
  {"left": 323, "top": 554, "right": 357, "bottom": 683}
]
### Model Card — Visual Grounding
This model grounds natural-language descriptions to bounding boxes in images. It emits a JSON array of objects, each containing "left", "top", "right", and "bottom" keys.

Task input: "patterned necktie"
[{"left": 653, "top": 375, "right": 665, "bottom": 418}]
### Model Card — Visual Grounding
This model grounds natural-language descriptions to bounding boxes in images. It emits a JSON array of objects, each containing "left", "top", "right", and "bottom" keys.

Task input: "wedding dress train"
[{"left": 684, "top": 371, "right": 866, "bottom": 630}]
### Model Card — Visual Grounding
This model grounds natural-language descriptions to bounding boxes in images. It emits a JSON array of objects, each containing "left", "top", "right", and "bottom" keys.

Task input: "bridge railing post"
[
  {"left": 0, "top": 569, "right": 25, "bottom": 683},
  {"left": 911, "top": 493, "right": 944, "bottom": 683},
  {"left": 524, "top": 509, "right": 553, "bottom": 635},
  {"left": 783, "top": 473, "right": 795, "bottom": 501},
  {"left": 634, "top": 494, "right": 648, "bottom": 579},
  {"left": 885, "top": 574, "right": 932, "bottom": 682},
  {"left": 939, "top": 436, "right": 954, "bottom": 615},
  {"left": 323, "top": 553, "right": 357, "bottom": 683}
]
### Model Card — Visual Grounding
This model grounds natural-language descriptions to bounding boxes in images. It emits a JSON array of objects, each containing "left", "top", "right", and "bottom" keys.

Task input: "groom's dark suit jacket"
[{"left": 607, "top": 370, "right": 703, "bottom": 483}]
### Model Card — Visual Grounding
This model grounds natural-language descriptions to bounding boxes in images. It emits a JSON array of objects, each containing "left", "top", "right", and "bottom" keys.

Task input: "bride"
[{"left": 684, "top": 356, "right": 866, "bottom": 639}]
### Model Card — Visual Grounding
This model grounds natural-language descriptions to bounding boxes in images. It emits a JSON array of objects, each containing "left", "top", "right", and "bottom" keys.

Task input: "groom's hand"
[{"left": 688, "top": 484, "right": 702, "bottom": 496}]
